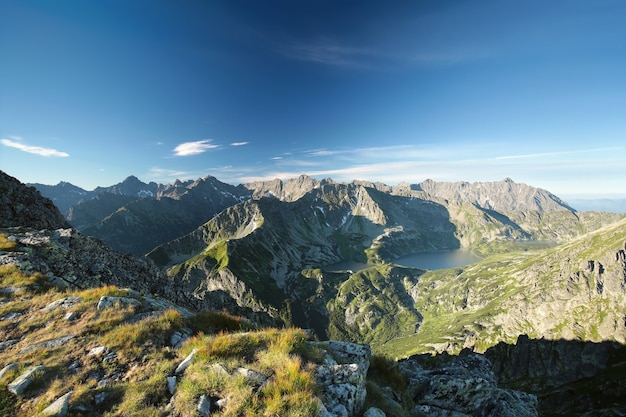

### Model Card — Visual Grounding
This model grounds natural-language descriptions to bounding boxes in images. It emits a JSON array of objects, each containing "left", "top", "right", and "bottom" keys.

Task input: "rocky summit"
[{"left": 3, "top": 169, "right": 626, "bottom": 416}]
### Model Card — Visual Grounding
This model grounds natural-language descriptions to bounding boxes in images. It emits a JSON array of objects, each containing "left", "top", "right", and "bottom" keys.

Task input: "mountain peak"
[{"left": 1, "top": 170, "right": 69, "bottom": 229}]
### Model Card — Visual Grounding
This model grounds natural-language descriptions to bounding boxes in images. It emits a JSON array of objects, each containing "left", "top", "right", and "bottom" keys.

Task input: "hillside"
[
  {"left": 8, "top": 170, "right": 626, "bottom": 415},
  {"left": 146, "top": 178, "right": 624, "bottom": 345},
  {"left": 382, "top": 216, "right": 626, "bottom": 357},
  {"left": 1, "top": 169, "right": 550, "bottom": 416}
]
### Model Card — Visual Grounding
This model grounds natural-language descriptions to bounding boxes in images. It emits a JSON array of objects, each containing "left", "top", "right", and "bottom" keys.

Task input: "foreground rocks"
[{"left": 400, "top": 350, "right": 538, "bottom": 417}]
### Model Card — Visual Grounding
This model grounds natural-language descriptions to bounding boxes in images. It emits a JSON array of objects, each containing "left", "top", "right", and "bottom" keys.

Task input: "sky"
[{"left": 1, "top": 0, "right": 625, "bottom": 198}]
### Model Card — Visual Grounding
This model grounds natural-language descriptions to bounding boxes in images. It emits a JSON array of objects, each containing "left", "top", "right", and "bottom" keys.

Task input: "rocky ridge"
[
  {"left": 1, "top": 169, "right": 541, "bottom": 416},
  {"left": 146, "top": 177, "right": 625, "bottom": 349}
]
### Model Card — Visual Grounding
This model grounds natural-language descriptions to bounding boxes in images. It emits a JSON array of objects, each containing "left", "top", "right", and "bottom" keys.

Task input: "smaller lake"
[
  {"left": 394, "top": 249, "right": 482, "bottom": 270},
  {"left": 321, "top": 260, "right": 371, "bottom": 273},
  {"left": 321, "top": 248, "right": 482, "bottom": 273}
]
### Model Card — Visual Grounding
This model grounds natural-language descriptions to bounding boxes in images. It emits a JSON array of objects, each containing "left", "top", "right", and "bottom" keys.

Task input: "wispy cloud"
[
  {"left": 495, "top": 147, "right": 622, "bottom": 160},
  {"left": 285, "top": 39, "right": 376, "bottom": 68},
  {"left": 230, "top": 141, "right": 249, "bottom": 147},
  {"left": 1, "top": 138, "right": 69, "bottom": 157},
  {"left": 173, "top": 139, "right": 219, "bottom": 156}
]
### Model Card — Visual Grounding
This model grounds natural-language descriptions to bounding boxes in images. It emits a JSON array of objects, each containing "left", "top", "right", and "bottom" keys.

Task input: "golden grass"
[
  {"left": 0, "top": 261, "right": 325, "bottom": 417},
  {"left": 0, "top": 233, "right": 17, "bottom": 252},
  {"left": 172, "top": 328, "right": 321, "bottom": 417}
]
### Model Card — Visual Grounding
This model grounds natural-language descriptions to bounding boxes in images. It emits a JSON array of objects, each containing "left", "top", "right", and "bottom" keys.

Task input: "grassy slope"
[
  {"left": 0, "top": 260, "right": 327, "bottom": 417},
  {"left": 380, "top": 217, "right": 626, "bottom": 358}
]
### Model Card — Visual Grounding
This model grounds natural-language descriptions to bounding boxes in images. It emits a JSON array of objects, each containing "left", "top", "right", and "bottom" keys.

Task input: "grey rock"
[
  {"left": 400, "top": 352, "right": 537, "bottom": 417},
  {"left": 215, "top": 397, "right": 228, "bottom": 409},
  {"left": 234, "top": 367, "right": 268, "bottom": 386},
  {"left": 8, "top": 364, "right": 45, "bottom": 395},
  {"left": 0, "top": 362, "right": 19, "bottom": 379},
  {"left": 0, "top": 170, "right": 69, "bottom": 229},
  {"left": 1, "top": 311, "right": 22, "bottom": 320},
  {"left": 88, "top": 346, "right": 108, "bottom": 356},
  {"left": 363, "top": 407, "right": 386, "bottom": 417},
  {"left": 170, "top": 327, "right": 192, "bottom": 348},
  {"left": 94, "top": 392, "right": 107, "bottom": 405},
  {"left": 313, "top": 340, "right": 371, "bottom": 374},
  {"left": 96, "top": 296, "right": 142, "bottom": 311},
  {"left": 20, "top": 335, "right": 75, "bottom": 354},
  {"left": 207, "top": 362, "right": 230, "bottom": 378},
  {"left": 38, "top": 390, "right": 72, "bottom": 417},
  {"left": 167, "top": 376, "right": 176, "bottom": 395},
  {"left": 0, "top": 338, "right": 19, "bottom": 352},
  {"left": 315, "top": 363, "right": 367, "bottom": 417},
  {"left": 64, "top": 311, "right": 79, "bottom": 321},
  {"left": 40, "top": 296, "right": 82, "bottom": 312},
  {"left": 197, "top": 394, "right": 211, "bottom": 416},
  {"left": 175, "top": 348, "right": 198, "bottom": 374}
]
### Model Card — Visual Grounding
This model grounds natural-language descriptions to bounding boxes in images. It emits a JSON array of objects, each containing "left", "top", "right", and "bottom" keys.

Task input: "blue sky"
[{"left": 1, "top": 0, "right": 625, "bottom": 198}]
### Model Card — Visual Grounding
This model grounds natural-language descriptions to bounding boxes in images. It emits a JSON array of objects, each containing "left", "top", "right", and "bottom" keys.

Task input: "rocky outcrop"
[
  {"left": 485, "top": 336, "right": 626, "bottom": 416},
  {"left": 313, "top": 341, "right": 371, "bottom": 417},
  {"left": 413, "top": 178, "right": 573, "bottom": 212},
  {"left": 400, "top": 350, "right": 538, "bottom": 416},
  {"left": 0, "top": 170, "right": 69, "bottom": 229}
]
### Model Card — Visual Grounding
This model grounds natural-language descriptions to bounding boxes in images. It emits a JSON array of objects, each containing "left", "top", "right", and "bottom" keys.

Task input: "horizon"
[
  {"left": 2, "top": 1, "right": 625, "bottom": 196},
  {"left": 18, "top": 171, "right": 626, "bottom": 201}
]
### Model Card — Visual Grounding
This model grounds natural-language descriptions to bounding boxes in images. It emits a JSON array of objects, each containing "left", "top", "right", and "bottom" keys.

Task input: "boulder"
[
  {"left": 38, "top": 391, "right": 72, "bottom": 417},
  {"left": 96, "top": 296, "right": 142, "bottom": 311},
  {"left": 399, "top": 351, "right": 537, "bottom": 417},
  {"left": 175, "top": 348, "right": 198, "bottom": 375},
  {"left": 363, "top": 407, "right": 386, "bottom": 417},
  {"left": 8, "top": 365, "right": 45, "bottom": 395},
  {"left": 197, "top": 394, "right": 211, "bottom": 416}
]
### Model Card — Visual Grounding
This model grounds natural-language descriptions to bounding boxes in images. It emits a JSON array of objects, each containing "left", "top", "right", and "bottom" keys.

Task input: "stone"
[
  {"left": 234, "top": 367, "right": 268, "bottom": 386},
  {"left": 8, "top": 365, "right": 45, "bottom": 395},
  {"left": 40, "top": 297, "right": 82, "bottom": 312},
  {"left": 38, "top": 390, "right": 72, "bottom": 417},
  {"left": 311, "top": 340, "right": 371, "bottom": 417},
  {"left": 314, "top": 364, "right": 367, "bottom": 417},
  {"left": 94, "top": 392, "right": 107, "bottom": 405},
  {"left": 19, "top": 335, "right": 75, "bottom": 354},
  {"left": 88, "top": 346, "right": 108, "bottom": 356},
  {"left": 167, "top": 376, "right": 176, "bottom": 395},
  {"left": 0, "top": 362, "right": 19, "bottom": 379},
  {"left": 215, "top": 398, "right": 228, "bottom": 409},
  {"left": 0, "top": 339, "right": 19, "bottom": 352},
  {"left": 400, "top": 351, "right": 537, "bottom": 417},
  {"left": 175, "top": 348, "right": 198, "bottom": 374},
  {"left": 170, "top": 327, "right": 192, "bottom": 348},
  {"left": 314, "top": 340, "right": 372, "bottom": 373},
  {"left": 197, "top": 394, "right": 211, "bottom": 416},
  {"left": 96, "top": 296, "right": 142, "bottom": 311},
  {"left": 64, "top": 311, "right": 79, "bottom": 321},
  {"left": 363, "top": 407, "right": 386, "bottom": 417},
  {"left": 208, "top": 362, "right": 230, "bottom": 378}
]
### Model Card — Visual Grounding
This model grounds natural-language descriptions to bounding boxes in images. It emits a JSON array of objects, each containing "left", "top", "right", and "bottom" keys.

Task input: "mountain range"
[{"left": 3, "top": 169, "right": 623, "bottom": 415}]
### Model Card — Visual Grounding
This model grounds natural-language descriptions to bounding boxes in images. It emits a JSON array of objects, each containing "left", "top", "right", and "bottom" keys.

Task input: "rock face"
[
  {"left": 485, "top": 336, "right": 626, "bottom": 416},
  {"left": 400, "top": 351, "right": 538, "bottom": 417},
  {"left": 0, "top": 170, "right": 69, "bottom": 229},
  {"left": 312, "top": 341, "right": 372, "bottom": 417},
  {"left": 413, "top": 178, "right": 573, "bottom": 212}
]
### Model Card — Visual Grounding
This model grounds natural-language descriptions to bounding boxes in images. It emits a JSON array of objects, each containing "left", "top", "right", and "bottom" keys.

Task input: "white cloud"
[
  {"left": 1, "top": 138, "right": 69, "bottom": 157},
  {"left": 173, "top": 139, "right": 219, "bottom": 156},
  {"left": 230, "top": 141, "right": 249, "bottom": 147}
]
